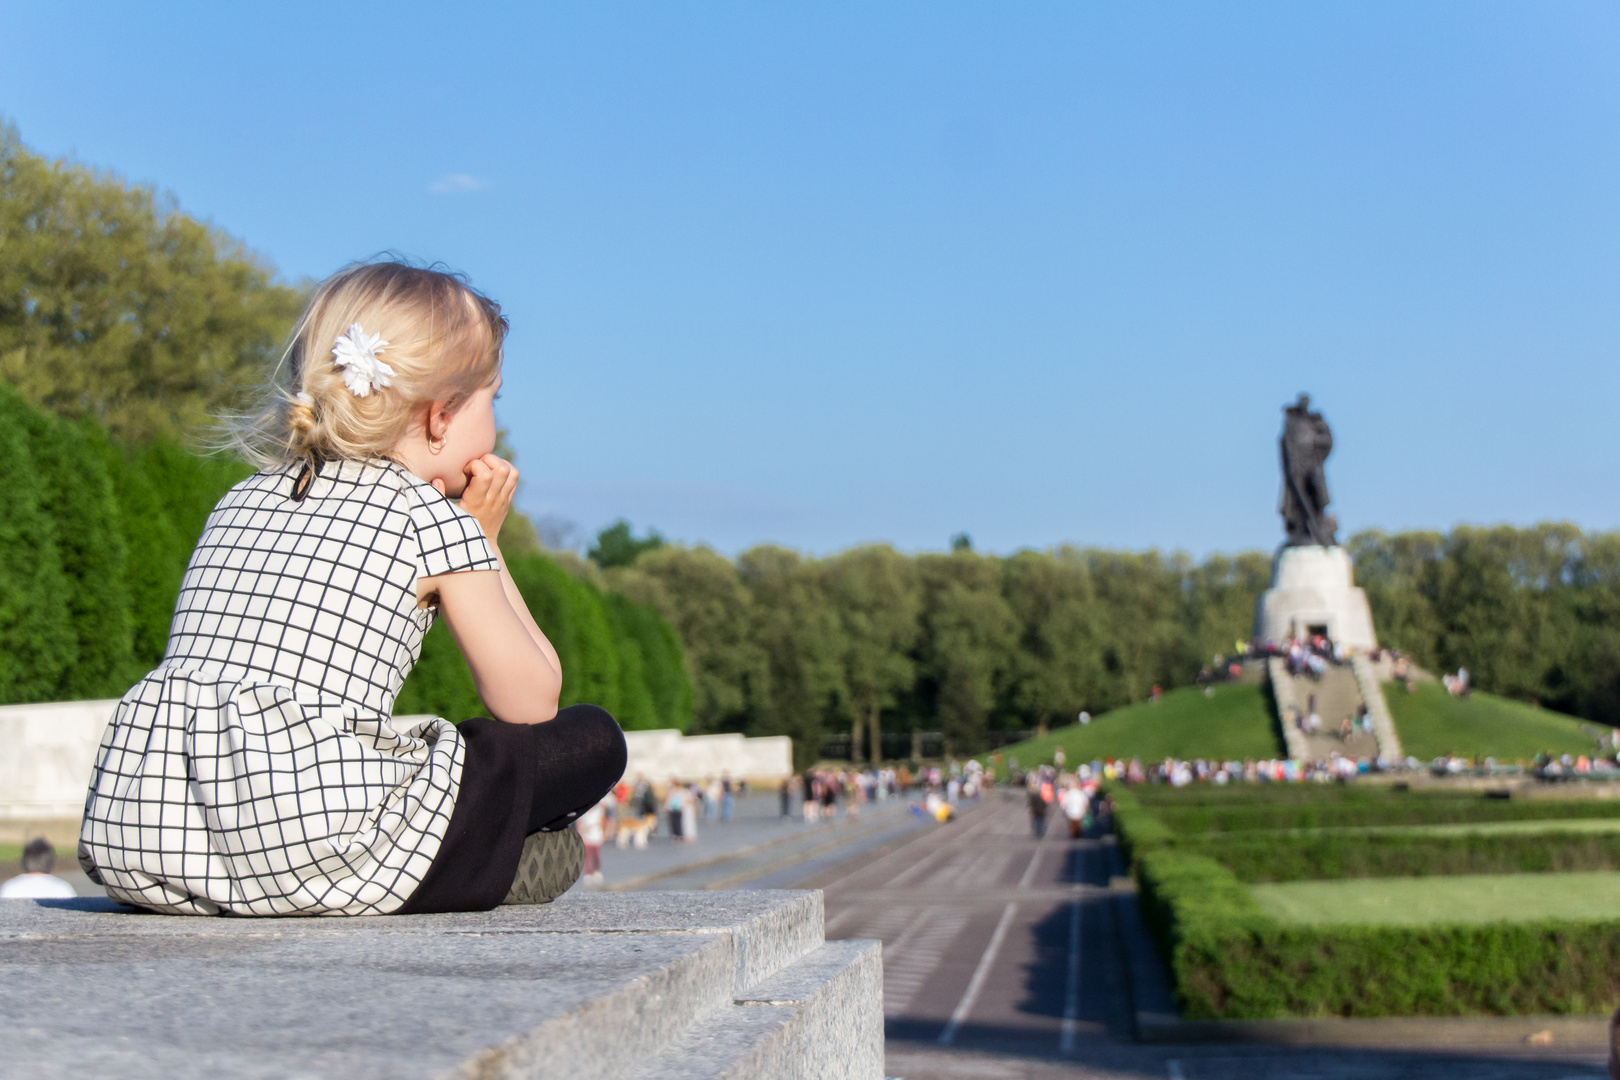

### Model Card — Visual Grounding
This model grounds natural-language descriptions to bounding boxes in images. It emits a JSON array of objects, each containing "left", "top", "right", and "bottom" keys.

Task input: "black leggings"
[{"left": 397, "top": 705, "right": 627, "bottom": 914}]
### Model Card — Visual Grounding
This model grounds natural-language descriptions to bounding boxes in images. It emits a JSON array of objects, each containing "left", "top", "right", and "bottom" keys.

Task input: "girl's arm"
[{"left": 419, "top": 454, "right": 562, "bottom": 725}]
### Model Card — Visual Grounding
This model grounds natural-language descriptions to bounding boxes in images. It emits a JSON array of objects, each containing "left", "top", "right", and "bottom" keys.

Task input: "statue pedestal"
[{"left": 1254, "top": 546, "right": 1377, "bottom": 650}]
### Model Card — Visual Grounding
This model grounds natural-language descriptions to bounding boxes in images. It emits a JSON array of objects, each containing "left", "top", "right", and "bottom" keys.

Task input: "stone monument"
[{"left": 1254, "top": 395, "right": 1378, "bottom": 650}]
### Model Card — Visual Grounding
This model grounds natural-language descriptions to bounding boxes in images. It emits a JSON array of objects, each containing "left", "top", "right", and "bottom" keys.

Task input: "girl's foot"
[{"left": 502, "top": 829, "right": 585, "bottom": 905}]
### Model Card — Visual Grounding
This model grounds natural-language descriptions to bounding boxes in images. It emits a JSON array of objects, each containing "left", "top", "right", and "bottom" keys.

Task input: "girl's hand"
[{"left": 447, "top": 453, "right": 518, "bottom": 541}]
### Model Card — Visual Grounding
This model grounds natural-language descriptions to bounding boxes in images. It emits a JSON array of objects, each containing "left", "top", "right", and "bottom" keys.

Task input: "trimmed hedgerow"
[
  {"left": 0, "top": 386, "right": 76, "bottom": 702},
  {"left": 396, "top": 552, "right": 694, "bottom": 729},
  {"left": 1136, "top": 847, "right": 1620, "bottom": 1019},
  {"left": 1151, "top": 794, "right": 1620, "bottom": 835},
  {"left": 1205, "top": 829, "right": 1620, "bottom": 883},
  {"left": 1109, "top": 786, "right": 1176, "bottom": 867}
]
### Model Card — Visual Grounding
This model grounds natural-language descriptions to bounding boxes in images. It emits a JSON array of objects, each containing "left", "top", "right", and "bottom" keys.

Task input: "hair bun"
[{"left": 287, "top": 393, "right": 318, "bottom": 441}]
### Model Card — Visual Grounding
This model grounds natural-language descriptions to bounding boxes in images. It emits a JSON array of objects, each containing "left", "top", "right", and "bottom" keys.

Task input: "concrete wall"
[
  {"left": 0, "top": 698, "right": 117, "bottom": 823},
  {"left": 0, "top": 701, "right": 794, "bottom": 830},
  {"left": 394, "top": 718, "right": 795, "bottom": 786}
]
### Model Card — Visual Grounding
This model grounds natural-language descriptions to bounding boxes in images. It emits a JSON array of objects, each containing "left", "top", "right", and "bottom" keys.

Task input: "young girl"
[{"left": 78, "top": 261, "right": 627, "bottom": 916}]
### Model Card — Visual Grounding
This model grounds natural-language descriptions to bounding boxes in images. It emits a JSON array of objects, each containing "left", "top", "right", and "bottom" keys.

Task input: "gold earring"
[{"left": 427, "top": 434, "right": 446, "bottom": 455}]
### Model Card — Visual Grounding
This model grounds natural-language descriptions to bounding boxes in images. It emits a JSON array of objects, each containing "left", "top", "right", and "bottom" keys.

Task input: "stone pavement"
[
  {"left": 0, "top": 890, "right": 881, "bottom": 1079},
  {"left": 816, "top": 793, "right": 1609, "bottom": 1080}
]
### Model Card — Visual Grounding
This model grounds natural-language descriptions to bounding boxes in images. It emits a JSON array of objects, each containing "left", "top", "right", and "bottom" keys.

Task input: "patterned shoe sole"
[{"left": 502, "top": 828, "right": 585, "bottom": 905}]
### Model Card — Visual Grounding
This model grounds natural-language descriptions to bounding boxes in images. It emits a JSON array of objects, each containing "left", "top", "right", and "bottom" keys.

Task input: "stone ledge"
[{"left": 0, "top": 890, "right": 880, "bottom": 1080}]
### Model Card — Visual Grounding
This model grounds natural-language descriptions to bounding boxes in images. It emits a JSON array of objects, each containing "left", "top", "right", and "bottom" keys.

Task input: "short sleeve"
[{"left": 407, "top": 481, "right": 500, "bottom": 578}]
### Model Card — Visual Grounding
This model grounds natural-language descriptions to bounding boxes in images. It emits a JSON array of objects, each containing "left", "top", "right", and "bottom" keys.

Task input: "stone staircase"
[
  {"left": 1268, "top": 657, "right": 1401, "bottom": 763},
  {"left": 0, "top": 891, "right": 882, "bottom": 1080}
]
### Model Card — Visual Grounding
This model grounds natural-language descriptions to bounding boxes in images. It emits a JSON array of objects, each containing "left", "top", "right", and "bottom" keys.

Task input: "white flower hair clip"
[{"left": 331, "top": 323, "right": 395, "bottom": 397}]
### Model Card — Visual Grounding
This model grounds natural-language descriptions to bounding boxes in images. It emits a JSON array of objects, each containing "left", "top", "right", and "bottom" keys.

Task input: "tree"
[
  {"left": 1002, "top": 547, "right": 1107, "bottom": 730},
  {"left": 608, "top": 546, "right": 763, "bottom": 733},
  {"left": 1, "top": 393, "right": 134, "bottom": 697},
  {"left": 0, "top": 123, "right": 306, "bottom": 442},
  {"left": 917, "top": 551, "right": 1018, "bottom": 754},
  {"left": 738, "top": 545, "right": 848, "bottom": 768},
  {"left": 820, "top": 546, "right": 920, "bottom": 763},
  {"left": 589, "top": 520, "right": 665, "bottom": 569},
  {"left": 0, "top": 389, "right": 75, "bottom": 702}
]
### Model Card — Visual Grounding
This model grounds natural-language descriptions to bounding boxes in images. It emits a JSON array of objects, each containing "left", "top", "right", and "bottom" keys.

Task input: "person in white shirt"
[
  {"left": 575, "top": 800, "right": 608, "bottom": 885},
  {"left": 1, "top": 839, "right": 76, "bottom": 899},
  {"left": 1059, "top": 783, "right": 1089, "bottom": 840}
]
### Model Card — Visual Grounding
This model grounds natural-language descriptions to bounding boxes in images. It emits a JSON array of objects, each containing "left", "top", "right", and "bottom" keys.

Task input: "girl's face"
[{"left": 423, "top": 375, "right": 501, "bottom": 496}]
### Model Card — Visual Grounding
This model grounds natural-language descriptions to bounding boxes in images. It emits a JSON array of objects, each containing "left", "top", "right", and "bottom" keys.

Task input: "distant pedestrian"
[
  {"left": 682, "top": 782, "right": 700, "bottom": 842},
  {"left": 1060, "top": 783, "right": 1088, "bottom": 840},
  {"left": 1027, "top": 782, "right": 1050, "bottom": 839},
  {"left": 721, "top": 774, "right": 735, "bottom": 823},
  {"left": 636, "top": 779, "right": 659, "bottom": 848},
  {"left": 0, "top": 838, "right": 75, "bottom": 899},
  {"left": 779, "top": 778, "right": 793, "bottom": 820},
  {"left": 667, "top": 783, "right": 685, "bottom": 841},
  {"left": 576, "top": 799, "right": 607, "bottom": 886}
]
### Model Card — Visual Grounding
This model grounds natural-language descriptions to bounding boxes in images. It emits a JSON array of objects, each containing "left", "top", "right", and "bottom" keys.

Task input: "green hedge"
[
  {"left": 0, "top": 384, "right": 238, "bottom": 699},
  {"left": 1203, "top": 829, "right": 1620, "bottom": 883},
  {"left": 1136, "top": 847, "right": 1620, "bottom": 1019},
  {"left": 399, "top": 554, "right": 693, "bottom": 730},
  {"left": 1109, "top": 786, "right": 1176, "bottom": 868},
  {"left": 1152, "top": 794, "right": 1620, "bottom": 835},
  {"left": 0, "top": 386, "right": 693, "bottom": 730}
]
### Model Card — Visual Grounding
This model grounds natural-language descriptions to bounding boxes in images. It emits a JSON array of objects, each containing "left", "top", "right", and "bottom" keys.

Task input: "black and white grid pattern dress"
[{"left": 79, "top": 459, "right": 500, "bottom": 916}]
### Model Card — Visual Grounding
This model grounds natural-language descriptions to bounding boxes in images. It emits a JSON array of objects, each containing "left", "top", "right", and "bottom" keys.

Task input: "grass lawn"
[
  {"left": 1386, "top": 681, "right": 1601, "bottom": 761},
  {"left": 1251, "top": 871, "right": 1620, "bottom": 926},
  {"left": 987, "top": 683, "right": 1283, "bottom": 769}
]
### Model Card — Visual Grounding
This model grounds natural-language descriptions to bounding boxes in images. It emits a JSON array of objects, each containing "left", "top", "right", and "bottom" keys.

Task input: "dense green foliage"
[
  {"left": 0, "top": 383, "right": 248, "bottom": 700},
  {"left": 0, "top": 124, "right": 305, "bottom": 442},
  {"left": 603, "top": 522, "right": 1620, "bottom": 759},
  {"left": 1148, "top": 792, "right": 1620, "bottom": 835},
  {"left": 1386, "top": 680, "right": 1598, "bottom": 759},
  {"left": 397, "top": 554, "right": 692, "bottom": 730},
  {"left": 605, "top": 542, "right": 1270, "bottom": 759},
  {"left": 1201, "top": 828, "right": 1620, "bottom": 882},
  {"left": 588, "top": 519, "right": 666, "bottom": 569},
  {"left": 1125, "top": 788, "right": 1620, "bottom": 1018},
  {"left": 1353, "top": 525, "right": 1620, "bottom": 727}
]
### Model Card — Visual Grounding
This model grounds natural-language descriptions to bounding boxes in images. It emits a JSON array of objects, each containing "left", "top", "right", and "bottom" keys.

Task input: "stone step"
[
  {"left": 0, "top": 889, "right": 881, "bottom": 1080},
  {"left": 629, "top": 939, "right": 883, "bottom": 1080}
]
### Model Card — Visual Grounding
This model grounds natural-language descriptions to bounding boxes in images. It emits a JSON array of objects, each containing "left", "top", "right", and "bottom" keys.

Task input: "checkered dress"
[{"left": 79, "top": 459, "right": 500, "bottom": 915}]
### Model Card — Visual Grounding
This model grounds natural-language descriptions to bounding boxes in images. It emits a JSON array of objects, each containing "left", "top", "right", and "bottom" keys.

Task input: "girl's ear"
[{"left": 426, "top": 401, "right": 450, "bottom": 440}]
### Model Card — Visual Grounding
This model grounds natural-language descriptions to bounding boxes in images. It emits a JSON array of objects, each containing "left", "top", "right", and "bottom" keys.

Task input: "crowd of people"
[{"left": 1019, "top": 764, "right": 1105, "bottom": 839}]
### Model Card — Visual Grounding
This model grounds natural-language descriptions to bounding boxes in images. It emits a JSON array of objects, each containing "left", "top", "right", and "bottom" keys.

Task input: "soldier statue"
[{"left": 1279, "top": 393, "right": 1337, "bottom": 547}]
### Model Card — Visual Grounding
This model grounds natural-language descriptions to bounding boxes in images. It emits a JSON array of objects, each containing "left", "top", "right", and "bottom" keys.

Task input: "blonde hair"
[{"left": 229, "top": 260, "right": 508, "bottom": 469}]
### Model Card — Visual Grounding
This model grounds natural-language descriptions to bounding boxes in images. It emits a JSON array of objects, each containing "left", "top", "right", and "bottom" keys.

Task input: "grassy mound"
[
  {"left": 989, "top": 683, "right": 1283, "bottom": 768},
  {"left": 1385, "top": 681, "right": 1600, "bottom": 761}
]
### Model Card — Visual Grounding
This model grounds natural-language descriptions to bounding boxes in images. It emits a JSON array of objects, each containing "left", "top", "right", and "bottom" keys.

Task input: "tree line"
[
  {"left": 596, "top": 534, "right": 1272, "bottom": 766},
  {"left": 588, "top": 523, "right": 1620, "bottom": 767},
  {"left": 1351, "top": 525, "right": 1620, "bottom": 725}
]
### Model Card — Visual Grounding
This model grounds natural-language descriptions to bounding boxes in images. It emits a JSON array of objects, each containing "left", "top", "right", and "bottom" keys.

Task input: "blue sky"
[{"left": 3, "top": 2, "right": 1617, "bottom": 556}]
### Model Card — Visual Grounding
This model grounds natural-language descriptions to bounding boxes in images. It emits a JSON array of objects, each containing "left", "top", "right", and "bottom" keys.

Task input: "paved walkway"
[
  {"left": 811, "top": 793, "right": 1609, "bottom": 1080},
  {"left": 591, "top": 790, "right": 924, "bottom": 891}
]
